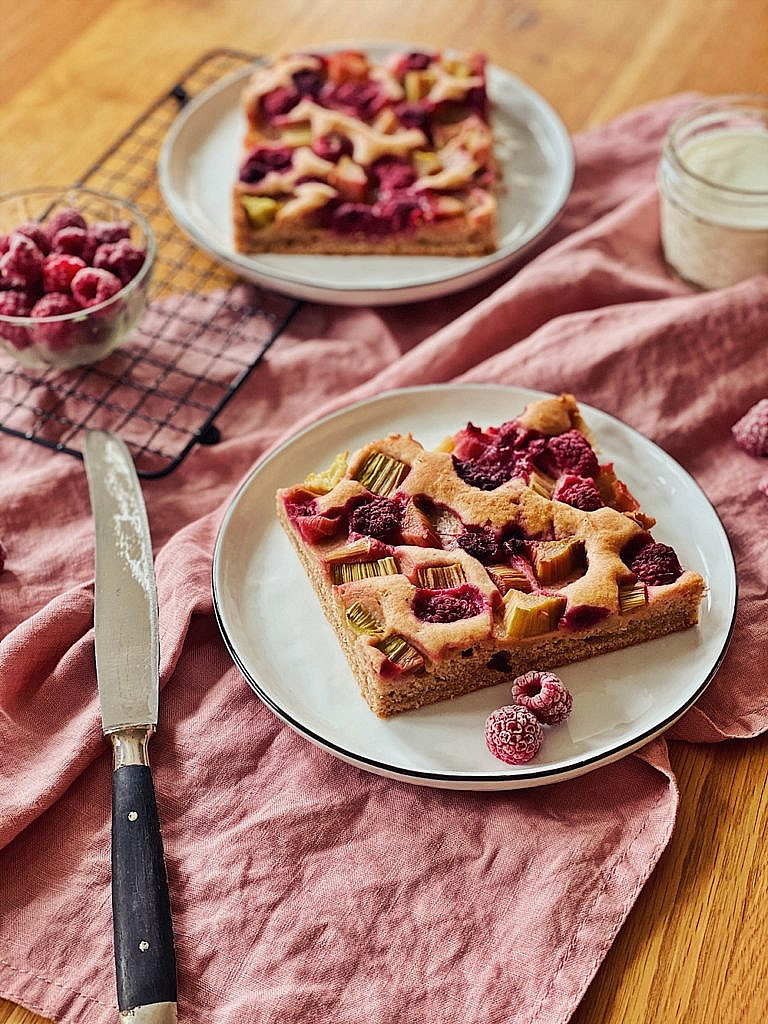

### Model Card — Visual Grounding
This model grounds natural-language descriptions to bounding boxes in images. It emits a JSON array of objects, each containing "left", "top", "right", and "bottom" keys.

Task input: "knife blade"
[{"left": 84, "top": 430, "right": 178, "bottom": 1024}]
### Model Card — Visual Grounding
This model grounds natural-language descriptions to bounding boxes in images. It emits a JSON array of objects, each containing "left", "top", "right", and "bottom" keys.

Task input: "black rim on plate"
[{"left": 212, "top": 385, "right": 738, "bottom": 785}]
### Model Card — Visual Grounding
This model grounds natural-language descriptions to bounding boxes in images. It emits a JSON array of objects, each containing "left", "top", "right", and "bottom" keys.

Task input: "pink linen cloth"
[{"left": 1, "top": 93, "right": 767, "bottom": 1024}]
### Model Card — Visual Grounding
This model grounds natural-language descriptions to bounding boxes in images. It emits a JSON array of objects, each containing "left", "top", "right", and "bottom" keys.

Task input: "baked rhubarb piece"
[
  {"left": 276, "top": 394, "right": 706, "bottom": 718},
  {"left": 233, "top": 48, "right": 497, "bottom": 255}
]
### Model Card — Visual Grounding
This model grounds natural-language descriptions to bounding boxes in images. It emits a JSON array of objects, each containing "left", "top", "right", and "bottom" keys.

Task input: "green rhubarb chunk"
[
  {"left": 416, "top": 563, "right": 467, "bottom": 589},
  {"left": 346, "top": 601, "right": 384, "bottom": 636},
  {"left": 377, "top": 634, "right": 424, "bottom": 671},
  {"left": 619, "top": 581, "right": 647, "bottom": 614},
  {"left": 503, "top": 591, "right": 565, "bottom": 638},
  {"left": 534, "top": 540, "right": 585, "bottom": 584},
  {"left": 330, "top": 556, "right": 398, "bottom": 585},
  {"left": 356, "top": 451, "right": 409, "bottom": 496},
  {"left": 241, "top": 195, "right": 279, "bottom": 229}
]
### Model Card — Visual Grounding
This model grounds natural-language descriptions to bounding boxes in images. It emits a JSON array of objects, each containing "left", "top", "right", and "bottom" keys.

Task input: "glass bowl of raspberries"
[{"left": 0, "top": 187, "right": 155, "bottom": 369}]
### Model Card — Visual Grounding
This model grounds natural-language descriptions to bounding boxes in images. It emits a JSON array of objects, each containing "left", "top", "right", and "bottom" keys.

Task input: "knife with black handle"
[{"left": 84, "top": 430, "right": 178, "bottom": 1024}]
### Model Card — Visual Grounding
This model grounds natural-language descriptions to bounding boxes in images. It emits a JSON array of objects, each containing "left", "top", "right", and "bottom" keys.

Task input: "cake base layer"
[
  {"left": 233, "top": 200, "right": 496, "bottom": 256},
  {"left": 234, "top": 229, "right": 496, "bottom": 256}
]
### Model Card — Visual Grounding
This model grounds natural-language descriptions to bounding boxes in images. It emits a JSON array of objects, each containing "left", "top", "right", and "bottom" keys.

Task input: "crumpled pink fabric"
[{"left": 1, "top": 94, "right": 766, "bottom": 1024}]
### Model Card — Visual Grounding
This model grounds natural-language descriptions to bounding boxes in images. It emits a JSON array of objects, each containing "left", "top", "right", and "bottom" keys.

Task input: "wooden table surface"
[{"left": 1, "top": 1, "right": 766, "bottom": 1022}]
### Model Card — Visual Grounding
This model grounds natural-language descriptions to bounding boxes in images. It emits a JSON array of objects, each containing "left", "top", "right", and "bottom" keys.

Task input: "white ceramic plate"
[
  {"left": 159, "top": 44, "right": 574, "bottom": 305},
  {"left": 213, "top": 385, "right": 737, "bottom": 790}
]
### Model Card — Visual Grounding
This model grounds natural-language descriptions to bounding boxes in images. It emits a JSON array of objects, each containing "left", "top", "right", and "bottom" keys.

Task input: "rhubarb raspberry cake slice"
[
  {"left": 233, "top": 47, "right": 497, "bottom": 255},
  {"left": 276, "top": 394, "right": 706, "bottom": 718}
]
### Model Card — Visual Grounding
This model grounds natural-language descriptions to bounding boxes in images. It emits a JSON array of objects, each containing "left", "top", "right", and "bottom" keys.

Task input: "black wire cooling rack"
[{"left": 0, "top": 49, "right": 302, "bottom": 478}]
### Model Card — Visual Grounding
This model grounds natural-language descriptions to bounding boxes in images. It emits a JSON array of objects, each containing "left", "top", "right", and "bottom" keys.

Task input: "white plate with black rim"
[
  {"left": 158, "top": 43, "right": 574, "bottom": 306},
  {"left": 212, "top": 385, "right": 737, "bottom": 790}
]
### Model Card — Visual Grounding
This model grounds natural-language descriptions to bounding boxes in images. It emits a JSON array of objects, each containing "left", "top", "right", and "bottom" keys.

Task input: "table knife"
[{"left": 84, "top": 430, "right": 178, "bottom": 1024}]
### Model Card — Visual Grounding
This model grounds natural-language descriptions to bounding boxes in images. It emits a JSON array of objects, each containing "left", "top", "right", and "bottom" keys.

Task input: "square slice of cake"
[
  {"left": 233, "top": 47, "right": 497, "bottom": 255},
  {"left": 276, "top": 394, "right": 706, "bottom": 718}
]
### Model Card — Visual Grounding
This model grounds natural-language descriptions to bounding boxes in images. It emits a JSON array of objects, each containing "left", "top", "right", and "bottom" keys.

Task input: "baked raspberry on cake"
[
  {"left": 233, "top": 48, "right": 497, "bottom": 255},
  {"left": 276, "top": 394, "right": 706, "bottom": 718}
]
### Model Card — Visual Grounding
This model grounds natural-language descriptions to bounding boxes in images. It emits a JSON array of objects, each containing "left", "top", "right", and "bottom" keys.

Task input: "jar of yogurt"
[{"left": 658, "top": 95, "right": 768, "bottom": 289}]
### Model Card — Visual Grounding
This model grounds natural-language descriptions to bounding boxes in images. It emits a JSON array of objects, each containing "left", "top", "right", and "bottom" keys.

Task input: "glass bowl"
[{"left": 0, "top": 187, "right": 155, "bottom": 370}]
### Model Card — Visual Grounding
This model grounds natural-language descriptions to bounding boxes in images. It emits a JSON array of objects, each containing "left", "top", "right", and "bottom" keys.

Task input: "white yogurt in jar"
[{"left": 658, "top": 98, "right": 768, "bottom": 289}]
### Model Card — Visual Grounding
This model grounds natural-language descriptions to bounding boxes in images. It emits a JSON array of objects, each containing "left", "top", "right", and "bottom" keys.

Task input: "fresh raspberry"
[
  {"left": 0, "top": 537, "right": 6, "bottom": 571},
  {"left": 760, "top": 478, "right": 768, "bottom": 500},
  {"left": 15, "top": 222, "right": 51, "bottom": 255},
  {"left": 0, "top": 323, "right": 31, "bottom": 350},
  {"left": 260, "top": 86, "right": 300, "bottom": 118},
  {"left": 30, "top": 292, "right": 80, "bottom": 348},
  {"left": 52, "top": 226, "right": 97, "bottom": 263},
  {"left": 31, "top": 292, "right": 79, "bottom": 317},
  {"left": 45, "top": 207, "right": 87, "bottom": 237},
  {"left": 552, "top": 474, "right": 604, "bottom": 511},
  {"left": 0, "top": 289, "right": 34, "bottom": 348},
  {"left": 457, "top": 526, "right": 498, "bottom": 563},
  {"left": 412, "top": 584, "right": 484, "bottom": 623},
  {"left": 732, "top": 399, "right": 768, "bottom": 457},
  {"left": 42, "top": 253, "right": 86, "bottom": 294},
  {"left": 511, "top": 670, "right": 573, "bottom": 725},
  {"left": 0, "top": 289, "right": 34, "bottom": 316},
  {"left": 93, "top": 239, "right": 145, "bottom": 285},
  {"left": 71, "top": 267, "right": 122, "bottom": 307},
  {"left": 484, "top": 705, "right": 543, "bottom": 765},
  {"left": 543, "top": 430, "right": 599, "bottom": 479},
  {"left": 89, "top": 220, "right": 132, "bottom": 245},
  {"left": 311, "top": 132, "right": 353, "bottom": 162},
  {"left": 371, "top": 156, "right": 416, "bottom": 192},
  {"left": 0, "top": 235, "right": 9, "bottom": 255},
  {"left": 349, "top": 497, "right": 402, "bottom": 541},
  {"left": 239, "top": 145, "right": 294, "bottom": 184},
  {"left": 0, "top": 232, "right": 45, "bottom": 287},
  {"left": 628, "top": 541, "right": 682, "bottom": 586}
]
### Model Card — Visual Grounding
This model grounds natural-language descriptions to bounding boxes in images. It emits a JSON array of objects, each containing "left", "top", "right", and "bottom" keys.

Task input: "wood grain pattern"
[{"left": 1, "top": 1, "right": 766, "bottom": 1022}]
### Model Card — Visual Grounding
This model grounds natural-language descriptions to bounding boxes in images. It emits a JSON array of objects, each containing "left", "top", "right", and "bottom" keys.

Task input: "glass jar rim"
[{"left": 664, "top": 94, "right": 768, "bottom": 199}]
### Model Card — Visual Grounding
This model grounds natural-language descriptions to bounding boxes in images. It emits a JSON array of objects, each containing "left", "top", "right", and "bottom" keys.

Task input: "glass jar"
[{"left": 658, "top": 95, "right": 768, "bottom": 290}]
